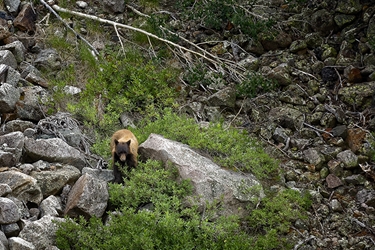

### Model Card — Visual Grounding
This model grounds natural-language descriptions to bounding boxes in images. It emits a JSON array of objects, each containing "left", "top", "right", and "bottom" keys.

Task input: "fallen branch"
[
  {"left": 39, "top": 0, "right": 99, "bottom": 57},
  {"left": 293, "top": 235, "right": 316, "bottom": 250},
  {"left": 46, "top": 3, "right": 246, "bottom": 80},
  {"left": 303, "top": 122, "right": 334, "bottom": 137}
]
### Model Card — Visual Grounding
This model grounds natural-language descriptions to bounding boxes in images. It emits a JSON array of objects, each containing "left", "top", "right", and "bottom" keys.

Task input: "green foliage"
[
  {"left": 56, "top": 160, "right": 311, "bottom": 250},
  {"left": 183, "top": 63, "right": 224, "bottom": 87},
  {"left": 56, "top": 160, "right": 254, "bottom": 250},
  {"left": 247, "top": 189, "right": 312, "bottom": 249},
  {"left": 284, "top": 0, "right": 307, "bottom": 7},
  {"left": 236, "top": 72, "right": 277, "bottom": 98},
  {"left": 46, "top": 43, "right": 98, "bottom": 113},
  {"left": 134, "top": 109, "right": 279, "bottom": 180},
  {"left": 108, "top": 160, "right": 192, "bottom": 209},
  {"left": 178, "top": 0, "right": 274, "bottom": 39},
  {"left": 68, "top": 49, "right": 179, "bottom": 133},
  {"left": 46, "top": 34, "right": 72, "bottom": 52}
]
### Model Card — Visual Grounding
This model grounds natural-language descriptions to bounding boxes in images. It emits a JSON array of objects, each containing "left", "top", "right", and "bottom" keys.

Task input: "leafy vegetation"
[
  {"left": 236, "top": 72, "right": 277, "bottom": 98},
  {"left": 56, "top": 160, "right": 311, "bottom": 250},
  {"left": 42, "top": 0, "right": 313, "bottom": 248},
  {"left": 248, "top": 189, "right": 312, "bottom": 249},
  {"left": 56, "top": 160, "right": 254, "bottom": 250},
  {"left": 56, "top": 49, "right": 179, "bottom": 133},
  {"left": 132, "top": 109, "right": 279, "bottom": 180},
  {"left": 178, "top": 0, "right": 274, "bottom": 39}
]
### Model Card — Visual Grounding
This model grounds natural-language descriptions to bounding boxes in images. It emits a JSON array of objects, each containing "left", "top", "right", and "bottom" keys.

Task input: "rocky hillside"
[{"left": 1, "top": 0, "right": 375, "bottom": 249}]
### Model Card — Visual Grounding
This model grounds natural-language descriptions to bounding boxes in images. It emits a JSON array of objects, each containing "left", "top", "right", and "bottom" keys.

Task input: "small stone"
[
  {"left": 321, "top": 67, "right": 338, "bottom": 82},
  {"left": 326, "top": 174, "right": 343, "bottom": 189},
  {"left": 320, "top": 167, "right": 329, "bottom": 179},
  {"left": 329, "top": 199, "right": 343, "bottom": 212},
  {"left": 327, "top": 159, "right": 343, "bottom": 176},
  {"left": 336, "top": 149, "right": 358, "bottom": 169},
  {"left": 76, "top": 1, "right": 88, "bottom": 8}
]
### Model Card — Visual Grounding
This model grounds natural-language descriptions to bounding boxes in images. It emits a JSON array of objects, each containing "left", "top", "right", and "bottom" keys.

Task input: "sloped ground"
[{"left": 2, "top": 0, "right": 375, "bottom": 249}]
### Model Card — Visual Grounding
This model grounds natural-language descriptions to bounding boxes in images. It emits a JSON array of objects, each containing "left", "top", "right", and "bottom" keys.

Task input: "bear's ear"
[
  {"left": 126, "top": 140, "right": 131, "bottom": 146},
  {"left": 114, "top": 139, "right": 119, "bottom": 145}
]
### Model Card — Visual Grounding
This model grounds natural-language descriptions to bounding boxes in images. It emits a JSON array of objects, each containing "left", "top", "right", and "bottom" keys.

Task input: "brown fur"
[{"left": 110, "top": 129, "right": 138, "bottom": 183}]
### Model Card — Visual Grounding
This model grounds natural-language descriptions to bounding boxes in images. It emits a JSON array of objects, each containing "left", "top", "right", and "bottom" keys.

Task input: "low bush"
[
  {"left": 133, "top": 109, "right": 279, "bottom": 180},
  {"left": 177, "top": 0, "right": 274, "bottom": 39},
  {"left": 236, "top": 72, "right": 277, "bottom": 98},
  {"left": 56, "top": 160, "right": 254, "bottom": 250}
]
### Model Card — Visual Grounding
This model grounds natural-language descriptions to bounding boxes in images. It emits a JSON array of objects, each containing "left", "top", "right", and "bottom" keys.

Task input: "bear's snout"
[{"left": 119, "top": 153, "right": 127, "bottom": 162}]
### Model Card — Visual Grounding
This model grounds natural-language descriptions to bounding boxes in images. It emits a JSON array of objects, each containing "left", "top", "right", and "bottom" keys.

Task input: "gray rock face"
[
  {"left": 2, "top": 222, "right": 20, "bottom": 238},
  {"left": 0, "top": 151, "right": 16, "bottom": 168},
  {"left": 82, "top": 167, "right": 115, "bottom": 183},
  {"left": 310, "top": 9, "right": 336, "bottom": 35},
  {"left": 0, "top": 197, "right": 20, "bottom": 224},
  {"left": 337, "top": 149, "right": 358, "bottom": 169},
  {"left": 206, "top": 86, "right": 236, "bottom": 108},
  {"left": 30, "top": 165, "right": 81, "bottom": 197},
  {"left": 269, "top": 106, "right": 304, "bottom": 130},
  {"left": 102, "top": 0, "right": 125, "bottom": 13},
  {"left": 0, "top": 120, "right": 35, "bottom": 135},
  {"left": 39, "top": 196, "right": 63, "bottom": 217},
  {"left": 64, "top": 173, "right": 108, "bottom": 219},
  {"left": 15, "top": 86, "right": 48, "bottom": 122},
  {"left": 8, "top": 237, "right": 35, "bottom": 250},
  {"left": 18, "top": 215, "right": 64, "bottom": 250},
  {"left": 139, "top": 133, "right": 264, "bottom": 216},
  {"left": 0, "top": 83, "right": 20, "bottom": 113},
  {"left": 303, "top": 147, "right": 325, "bottom": 169},
  {"left": 24, "top": 137, "right": 86, "bottom": 170},
  {"left": 0, "top": 171, "right": 42, "bottom": 204},
  {"left": 0, "top": 51, "right": 17, "bottom": 69},
  {"left": 0, "top": 183, "right": 12, "bottom": 197},
  {"left": 34, "top": 49, "right": 61, "bottom": 72},
  {"left": 0, "top": 131, "right": 24, "bottom": 166},
  {"left": 0, "top": 41, "right": 26, "bottom": 63},
  {"left": 0, "top": 230, "right": 8, "bottom": 250}
]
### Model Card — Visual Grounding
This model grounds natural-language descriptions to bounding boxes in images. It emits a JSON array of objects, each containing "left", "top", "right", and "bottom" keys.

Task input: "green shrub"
[
  {"left": 67, "top": 49, "right": 179, "bottom": 132},
  {"left": 182, "top": 62, "right": 225, "bottom": 88},
  {"left": 108, "top": 160, "right": 192, "bottom": 209},
  {"left": 247, "top": 189, "right": 312, "bottom": 249},
  {"left": 56, "top": 159, "right": 311, "bottom": 250},
  {"left": 236, "top": 72, "right": 277, "bottom": 98},
  {"left": 133, "top": 109, "right": 279, "bottom": 180},
  {"left": 56, "top": 160, "right": 254, "bottom": 250},
  {"left": 178, "top": 0, "right": 274, "bottom": 39}
]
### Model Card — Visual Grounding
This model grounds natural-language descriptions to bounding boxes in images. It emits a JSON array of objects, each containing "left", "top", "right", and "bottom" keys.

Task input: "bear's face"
[{"left": 115, "top": 139, "right": 131, "bottom": 162}]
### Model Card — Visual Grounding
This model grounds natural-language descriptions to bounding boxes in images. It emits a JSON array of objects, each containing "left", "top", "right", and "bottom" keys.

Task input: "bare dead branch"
[
  {"left": 48, "top": 4, "right": 246, "bottom": 81},
  {"left": 39, "top": 0, "right": 99, "bottom": 57}
]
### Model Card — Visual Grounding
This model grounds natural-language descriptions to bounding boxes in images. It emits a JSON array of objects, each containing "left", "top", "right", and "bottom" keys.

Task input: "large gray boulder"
[
  {"left": 64, "top": 173, "right": 108, "bottom": 219},
  {"left": 0, "top": 83, "right": 20, "bottom": 113},
  {"left": 0, "top": 197, "right": 20, "bottom": 224},
  {"left": 0, "top": 50, "right": 17, "bottom": 69},
  {"left": 139, "top": 133, "right": 264, "bottom": 217},
  {"left": 15, "top": 86, "right": 48, "bottom": 122},
  {"left": 0, "top": 131, "right": 24, "bottom": 166},
  {"left": 23, "top": 137, "right": 86, "bottom": 170},
  {"left": 39, "top": 196, "right": 63, "bottom": 217},
  {"left": 0, "top": 170, "right": 42, "bottom": 204},
  {"left": 8, "top": 237, "right": 35, "bottom": 250},
  {"left": 30, "top": 165, "right": 81, "bottom": 198},
  {"left": 18, "top": 215, "right": 64, "bottom": 250}
]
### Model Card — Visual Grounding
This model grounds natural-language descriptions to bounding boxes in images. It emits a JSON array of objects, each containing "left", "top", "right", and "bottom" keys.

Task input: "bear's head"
[{"left": 114, "top": 139, "right": 131, "bottom": 162}]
